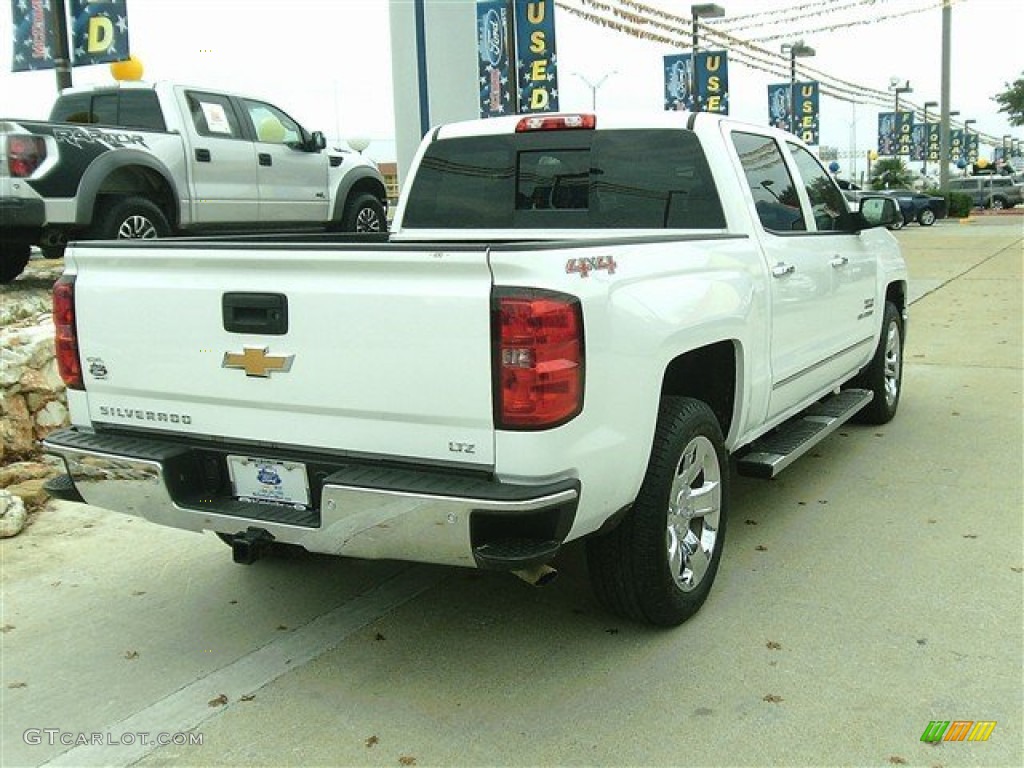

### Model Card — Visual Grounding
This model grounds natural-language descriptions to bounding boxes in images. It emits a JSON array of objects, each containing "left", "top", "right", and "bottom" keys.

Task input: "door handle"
[
  {"left": 771, "top": 262, "right": 795, "bottom": 278},
  {"left": 195, "top": 148, "right": 211, "bottom": 162},
  {"left": 829, "top": 255, "right": 850, "bottom": 268},
  {"left": 258, "top": 153, "right": 272, "bottom": 167}
]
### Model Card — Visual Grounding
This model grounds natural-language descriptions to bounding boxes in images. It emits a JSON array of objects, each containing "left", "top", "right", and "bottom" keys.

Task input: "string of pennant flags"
[{"left": 554, "top": 0, "right": 1002, "bottom": 148}]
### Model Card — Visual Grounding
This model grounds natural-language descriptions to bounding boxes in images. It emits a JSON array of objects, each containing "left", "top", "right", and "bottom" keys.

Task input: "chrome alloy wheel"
[
  {"left": 117, "top": 215, "right": 160, "bottom": 239},
  {"left": 883, "top": 317, "right": 902, "bottom": 407},
  {"left": 666, "top": 435, "right": 722, "bottom": 592},
  {"left": 355, "top": 207, "right": 383, "bottom": 232}
]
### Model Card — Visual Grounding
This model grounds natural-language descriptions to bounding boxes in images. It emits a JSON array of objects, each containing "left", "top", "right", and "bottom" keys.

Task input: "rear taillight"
[
  {"left": 53, "top": 275, "right": 84, "bottom": 390},
  {"left": 6, "top": 135, "right": 46, "bottom": 178},
  {"left": 493, "top": 289, "right": 583, "bottom": 429},
  {"left": 515, "top": 114, "right": 596, "bottom": 132}
]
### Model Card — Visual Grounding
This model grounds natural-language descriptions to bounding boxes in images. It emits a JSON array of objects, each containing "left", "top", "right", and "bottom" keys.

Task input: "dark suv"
[{"left": 947, "top": 176, "right": 1023, "bottom": 209}]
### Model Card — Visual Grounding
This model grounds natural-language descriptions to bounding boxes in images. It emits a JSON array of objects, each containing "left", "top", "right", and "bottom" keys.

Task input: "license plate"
[{"left": 227, "top": 455, "right": 310, "bottom": 509}]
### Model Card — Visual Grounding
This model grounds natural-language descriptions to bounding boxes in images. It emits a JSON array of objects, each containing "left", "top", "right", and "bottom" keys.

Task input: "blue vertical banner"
[
  {"left": 794, "top": 81, "right": 818, "bottom": 145},
  {"left": 515, "top": 0, "right": 558, "bottom": 113},
  {"left": 911, "top": 123, "right": 925, "bottom": 161},
  {"left": 10, "top": 0, "right": 59, "bottom": 71},
  {"left": 877, "top": 112, "right": 898, "bottom": 156},
  {"left": 949, "top": 128, "right": 964, "bottom": 163},
  {"left": 924, "top": 122, "right": 940, "bottom": 164},
  {"left": 477, "top": 1, "right": 513, "bottom": 118},
  {"left": 70, "top": 0, "right": 129, "bottom": 65},
  {"left": 895, "top": 111, "right": 914, "bottom": 156},
  {"left": 697, "top": 50, "right": 728, "bottom": 114},
  {"left": 767, "top": 83, "right": 790, "bottom": 130},
  {"left": 965, "top": 133, "right": 979, "bottom": 164},
  {"left": 664, "top": 54, "right": 693, "bottom": 111}
]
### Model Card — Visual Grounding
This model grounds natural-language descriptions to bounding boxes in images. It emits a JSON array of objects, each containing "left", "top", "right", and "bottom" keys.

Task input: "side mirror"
[
  {"left": 857, "top": 195, "right": 900, "bottom": 229},
  {"left": 309, "top": 130, "right": 327, "bottom": 152}
]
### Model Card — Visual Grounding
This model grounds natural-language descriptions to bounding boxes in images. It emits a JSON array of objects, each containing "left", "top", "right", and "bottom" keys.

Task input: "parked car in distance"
[
  {"left": 880, "top": 188, "right": 948, "bottom": 228},
  {"left": 947, "top": 176, "right": 1023, "bottom": 209}
]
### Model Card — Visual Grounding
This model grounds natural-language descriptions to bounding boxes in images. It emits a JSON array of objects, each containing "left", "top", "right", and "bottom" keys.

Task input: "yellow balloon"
[
  {"left": 976, "top": 158, "right": 989, "bottom": 168},
  {"left": 868, "top": 150, "right": 878, "bottom": 160},
  {"left": 110, "top": 56, "right": 144, "bottom": 81}
]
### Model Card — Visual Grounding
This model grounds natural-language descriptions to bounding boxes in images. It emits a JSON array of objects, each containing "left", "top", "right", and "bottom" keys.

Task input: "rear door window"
[{"left": 402, "top": 128, "right": 725, "bottom": 229}]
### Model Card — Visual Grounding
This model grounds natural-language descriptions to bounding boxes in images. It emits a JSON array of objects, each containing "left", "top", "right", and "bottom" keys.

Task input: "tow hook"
[{"left": 231, "top": 527, "right": 275, "bottom": 565}]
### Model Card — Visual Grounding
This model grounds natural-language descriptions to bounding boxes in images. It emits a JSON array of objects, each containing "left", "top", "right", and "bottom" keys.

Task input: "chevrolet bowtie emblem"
[{"left": 222, "top": 347, "right": 294, "bottom": 378}]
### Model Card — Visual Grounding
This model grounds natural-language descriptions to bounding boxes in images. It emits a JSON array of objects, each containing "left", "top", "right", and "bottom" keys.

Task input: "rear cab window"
[
  {"left": 402, "top": 128, "right": 726, "bottom": 230},
  {"left": 49, "top": 89, "right": 166, "bottom": 131}
]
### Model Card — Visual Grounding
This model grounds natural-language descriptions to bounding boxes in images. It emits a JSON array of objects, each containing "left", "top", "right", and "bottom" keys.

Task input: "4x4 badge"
[{"left": 222, "top": 347, "right": 294, "bottom": 378}]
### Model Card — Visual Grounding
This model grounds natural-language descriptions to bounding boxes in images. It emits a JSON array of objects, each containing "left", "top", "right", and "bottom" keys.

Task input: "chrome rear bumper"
[{"left": 44, "top": 428, "right": 579, "bottom": 570}]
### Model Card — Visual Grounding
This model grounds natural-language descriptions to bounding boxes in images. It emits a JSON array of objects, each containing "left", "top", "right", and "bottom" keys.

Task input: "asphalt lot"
[{"left": 1, "top": 217, "right": 1021, "bottom": 767}]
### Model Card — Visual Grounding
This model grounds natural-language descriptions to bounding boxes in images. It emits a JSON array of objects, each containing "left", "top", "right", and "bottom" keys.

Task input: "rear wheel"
[
  {"left": 0, "top": 242, "right": 32, "bottom": 283},
  {"left": 917, "top": 208, "right": 936, "bottom": 226},
  {"left": 342, "top": 193, "right": 387, "bottom": 233},
  {"left": 90, "top": 196, "right": 171, "bottom": 240},
  {"left": 586, "top": 397, "right": 728, "bottom": 627},
  {"left": 989, "top": 196, "right": 1007, "bottom": 210},
  {"left": 850, "top": 301, "right": 903, "bottom": 425}
]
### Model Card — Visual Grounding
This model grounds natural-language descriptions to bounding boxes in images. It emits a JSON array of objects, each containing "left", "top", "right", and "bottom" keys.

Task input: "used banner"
[
  {"left": 70, "top": 0, "right": 130, "bottom": 66},
  {"left": 477, "top": 0, "right": 513, "bottom": 118},
  {"left": 666, "top": 52, "right": 729, "bottom": 113},
  {"left": 767, "top": 82, "right": 817, "bottom": 143},
  {"left": 516, "top": 0, "right": 558, "bottom": 114},
  {"left": 793, "top": 81, "right": 818, "bottom": 145},
  {"left": 11, "top": 0, "right": 59, "bottom": 71}
]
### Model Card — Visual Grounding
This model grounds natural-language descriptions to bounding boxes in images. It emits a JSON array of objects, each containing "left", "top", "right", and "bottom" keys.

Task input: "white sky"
[{"left": 2, "top": 0, "right": 1021, "bottom": 180}]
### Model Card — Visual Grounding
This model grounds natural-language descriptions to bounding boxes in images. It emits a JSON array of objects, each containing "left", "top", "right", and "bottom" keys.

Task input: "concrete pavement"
[{"left": 2, "top": 218, "right": 1021, "bottom": 767}]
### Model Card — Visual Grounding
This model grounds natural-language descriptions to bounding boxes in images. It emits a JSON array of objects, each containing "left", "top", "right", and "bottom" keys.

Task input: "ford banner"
[
  {"left": 10, "top": 0, "right": 59, "bottom": 71},
  {"left": 477, "top": 0, "right": 513, "bottom": 118}
]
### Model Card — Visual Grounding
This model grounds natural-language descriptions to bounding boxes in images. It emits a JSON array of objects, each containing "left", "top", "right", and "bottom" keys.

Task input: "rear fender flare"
[{"left": 74, "top": 149, "right": 181, "bottom": 229}]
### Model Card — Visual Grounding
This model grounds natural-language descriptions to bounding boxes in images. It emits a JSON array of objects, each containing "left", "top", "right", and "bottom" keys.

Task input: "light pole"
[
  {"left": 690, "top": 4, "right": 725, "bottom": 112},
  {"left": 890, "top": 79, "right": 913, "bottom": 113},
  {"left": 572, "top": 71, "right": 617, "bottom": 110},
  {"left": 922, "top": 100, "right": 938, "bottom": 178},
  {"left": 963, "top": 118, "right": 977, "bottom": 169},
  {"left": 782, "top": 40, "right": 815, "bottom": 135}
]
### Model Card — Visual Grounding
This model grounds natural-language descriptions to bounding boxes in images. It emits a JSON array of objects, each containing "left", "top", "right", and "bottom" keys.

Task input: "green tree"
[
  {"left": 993, "top": 73, "right": 1024, "bottom": 127},
  {"left": 869, "top": 158, "right": 915, "bottom": 190}
]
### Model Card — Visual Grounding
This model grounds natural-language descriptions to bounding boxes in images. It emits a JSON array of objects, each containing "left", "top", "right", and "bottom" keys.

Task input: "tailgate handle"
[{"left": 222, "top": 293, "right": 288, "bottom": 335}]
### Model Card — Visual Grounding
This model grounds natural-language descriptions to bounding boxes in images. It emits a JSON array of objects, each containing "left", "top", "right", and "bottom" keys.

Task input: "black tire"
[
  {"left": 917, "top": 208, "right": 936, "bottom": 226},
  {"left": 989, "top": 196, "right": 1007, "bottom": 210},
  {"left": 215, "top": 532, "right": 308, "bottom": 560},
  {"left": 849, "top": 301, "right": 903, "bottom": 425},
  {"left": 887, "top": 215, "right": 905, "bottom": 231},
  {"left": 89, "top": 196, "right": 171, "bottom": 240},
  {"left": 586, "top": 397, "right": 728, "bottom": 627},
  {"left": 40, "top": 244, "right": 66, "bottom": 260},
  {"left": 0, "top": 242, "right": 32, "bottom": 284},
  {"left": 341, "top": 193, "right": 387, "bottom": 233}
]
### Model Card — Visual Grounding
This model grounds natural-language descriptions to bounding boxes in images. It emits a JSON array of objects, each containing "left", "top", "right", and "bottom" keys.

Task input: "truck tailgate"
[{"left": 67, "top": 243, "right": 496, "bottom": 466}]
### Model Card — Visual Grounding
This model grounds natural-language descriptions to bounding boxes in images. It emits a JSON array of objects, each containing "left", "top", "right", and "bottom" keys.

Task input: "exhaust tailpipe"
[{"left": 512, "top": 564, "right": 558, "bottom": 587}]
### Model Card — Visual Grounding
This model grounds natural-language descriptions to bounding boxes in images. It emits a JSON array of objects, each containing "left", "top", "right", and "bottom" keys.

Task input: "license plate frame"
[{"left": 226, "top": 455, "right": 310, "bottom": 509}]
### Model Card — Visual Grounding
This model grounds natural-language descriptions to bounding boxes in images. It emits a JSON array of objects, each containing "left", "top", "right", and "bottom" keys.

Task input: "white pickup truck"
[
  {"left": 0, "top": 81, "right": 387, "bottom": 282},
  {"left": 43, "top": 112, "right": 906, "bottom": 627}
]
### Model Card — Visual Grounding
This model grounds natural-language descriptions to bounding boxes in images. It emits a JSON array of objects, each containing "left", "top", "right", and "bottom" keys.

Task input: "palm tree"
[{"left": 870, "top": 158, "right": 916, "bottom": 190}]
